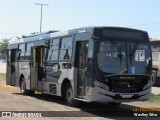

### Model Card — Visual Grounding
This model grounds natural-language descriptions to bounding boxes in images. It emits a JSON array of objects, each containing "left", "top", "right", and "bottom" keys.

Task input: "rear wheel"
[
  {"left": 20, "top": 78, "right": 29, "bottom": 95},
  {"left": 64, "top": 84, "right": 79, "bottom": 107},
  {"left": 108, "top": 102, "right": 121, "bottom": 107}
]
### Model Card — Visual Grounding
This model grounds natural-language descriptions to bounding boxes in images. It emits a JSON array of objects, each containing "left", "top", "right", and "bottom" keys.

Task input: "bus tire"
[
  {"left": 65, "top": 84, "right": 79, "bottom": 107},
  {"left": 20, "top": 78, "right": 29, "bottom": 95},
  {"left": 108, "top": 102, "right": 121, "bottom": 107}
]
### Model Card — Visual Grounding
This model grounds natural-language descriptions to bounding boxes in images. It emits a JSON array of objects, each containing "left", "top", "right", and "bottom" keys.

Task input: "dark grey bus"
[{"left": 6, "top": 27, "right": 152, "bottom": 106}]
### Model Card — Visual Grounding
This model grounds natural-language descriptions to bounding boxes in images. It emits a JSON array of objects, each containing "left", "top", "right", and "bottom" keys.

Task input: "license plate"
[{"left": 121, "top": 94, "right": 132, "bottom": 98}]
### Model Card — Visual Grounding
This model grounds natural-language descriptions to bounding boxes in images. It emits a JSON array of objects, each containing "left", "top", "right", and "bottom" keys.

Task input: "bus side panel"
[
  {"left": 58, "top": 62, "right": 75, "bottom": 96},
  {"left": 19, "top": 62, "right": 31, "bottom": 90},
  {"left": 25, "top": 62, "right": 31, "bottom": 90},
  {"left": 14, "top": 61, "right": 19, "bottom": 87},
  {"left": 6, "top": 62, "right": 11, "bottom": 85}
]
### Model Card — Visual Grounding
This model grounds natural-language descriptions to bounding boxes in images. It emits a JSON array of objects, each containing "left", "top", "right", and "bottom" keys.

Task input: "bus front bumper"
[{"left": 88, "top": 87, "right": 151, "bottom": 103}]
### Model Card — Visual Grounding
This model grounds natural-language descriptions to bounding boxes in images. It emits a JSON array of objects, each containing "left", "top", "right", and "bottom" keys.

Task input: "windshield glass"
[{"left": 97, "top": 40, "right": 151, "bottom": 74}]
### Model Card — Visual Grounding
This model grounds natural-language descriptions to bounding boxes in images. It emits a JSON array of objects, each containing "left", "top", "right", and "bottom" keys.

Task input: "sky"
[{"left": 0, "top": 0, "right": 160, "bottom": 40}]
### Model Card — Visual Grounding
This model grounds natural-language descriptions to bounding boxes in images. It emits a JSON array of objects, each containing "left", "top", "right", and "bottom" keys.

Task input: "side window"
[
  {"left": 59, "top": 37, "right": 73, "bottom": 60},
  {"left": 11, "top": 50, "right": 17, "bottom": 62},
  {"left": 18, "top": 44, "right": 26, "bottom": 60},
  {"left": 47, "top": 39, "right": 59, "bottom": 61},
  {"left": 52, "top": 63, "right": 60, "bottom": 70},
  {"left": 25, "top": 42, "right": 34, "bottom": 60}
]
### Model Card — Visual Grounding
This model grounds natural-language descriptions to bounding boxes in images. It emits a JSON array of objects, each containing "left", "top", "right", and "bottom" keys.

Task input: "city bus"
[
  {"left": 150, "top": 39, "right": 160, "bottom": 86},
  {"left": 6, "top": 27, "right": 152, "bottom": 106}
]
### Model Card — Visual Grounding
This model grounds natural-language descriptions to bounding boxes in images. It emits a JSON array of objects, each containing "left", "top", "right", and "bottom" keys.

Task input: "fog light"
[
  {"left": 94, "top": 81, "right": 109, "bottom": 90},
  {"left": 143, "top": 83, "right": 151, "bottom": 90}
]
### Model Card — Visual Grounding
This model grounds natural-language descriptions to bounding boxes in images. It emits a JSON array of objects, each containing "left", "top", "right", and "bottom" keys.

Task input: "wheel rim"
[{"left": 66, "top": 87, "right": 73, "bottom": 102}]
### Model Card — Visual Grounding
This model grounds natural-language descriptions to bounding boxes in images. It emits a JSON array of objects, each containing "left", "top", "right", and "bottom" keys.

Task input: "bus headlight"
[
  {"left": 143, "top": 83, "right": 151, "bottom": 90},
  {"left": 94, "top": 81, "right": 109, "bottom": 90}
]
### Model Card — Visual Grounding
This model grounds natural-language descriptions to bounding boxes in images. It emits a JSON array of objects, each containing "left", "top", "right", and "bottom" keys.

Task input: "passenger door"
[
  {"left": 76, "top": 41, "right": 88, "bottom": 98},
  {"left": 6, "top": 50, "right": 11, "bottom": 85},
  {"left": 6, "top": 49, "right": 17, "bottom": 86},
  {"left": 30, "top": 46, "right": 44, "bottom": 91}
]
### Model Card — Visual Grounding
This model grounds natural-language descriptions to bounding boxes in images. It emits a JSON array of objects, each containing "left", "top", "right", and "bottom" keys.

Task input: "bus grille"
[
  {"left": 104, "top": 75, "right": 150, "bottom": 93},
  {"left": 114, "top": 88, "right": 137, "bottom": 93}
]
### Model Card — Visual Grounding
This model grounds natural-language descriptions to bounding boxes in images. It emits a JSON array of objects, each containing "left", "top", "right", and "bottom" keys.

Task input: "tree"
[
  {"left": 0, "top": 38, "right": 10, "bottom": 53},
  {"left": 0, "top": 32, "right": 38, "bottom": 53}
]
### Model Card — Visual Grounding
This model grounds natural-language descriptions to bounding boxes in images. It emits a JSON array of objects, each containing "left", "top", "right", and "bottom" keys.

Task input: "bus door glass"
[
  {"left": 76, "top": 41, "right": 88, "bottom": 98},
  {"left": 6, "top": 50, "right": 11, "bottom": 85},
  {"left": 31, "top": 46, "right": 44, "bottom": 90}
]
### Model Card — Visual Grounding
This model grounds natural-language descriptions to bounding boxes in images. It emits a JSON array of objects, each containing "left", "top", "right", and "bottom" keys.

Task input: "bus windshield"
[{"left": 97, "top": 40, "right": 151, "bottom": 74}]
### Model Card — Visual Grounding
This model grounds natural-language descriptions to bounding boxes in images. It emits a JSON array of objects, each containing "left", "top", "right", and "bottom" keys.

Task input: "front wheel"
[
  {"left": 64, "top": 84, "right": 79, "bottom": 107},
  {"left": 20, "top": 78, "right": 29, "bottom": 95}
]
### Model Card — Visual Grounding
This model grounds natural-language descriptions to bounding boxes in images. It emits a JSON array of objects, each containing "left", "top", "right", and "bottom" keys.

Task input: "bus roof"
[
  {"left": 8, "top": 27, "right": 94, "bottom": 45},
  {"left": 8, "top": 26, "right": 147, "bottom": 45}
]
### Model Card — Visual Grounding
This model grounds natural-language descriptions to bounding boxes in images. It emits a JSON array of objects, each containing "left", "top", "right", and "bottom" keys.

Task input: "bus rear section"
[{"left": 6, "top": 40, "right": 47, "bottom": 95}]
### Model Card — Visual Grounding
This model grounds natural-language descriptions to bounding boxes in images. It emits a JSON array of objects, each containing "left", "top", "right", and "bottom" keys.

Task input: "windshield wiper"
[
  {"left": 129, "top": 45, "right": 132, "bottom": 65},
  {"left": 117, "top": 46, "right": 123, "bottom": 65},
  {"left": 111, "top": 40, "right": 123, "bottom": 65},
  {"left": 111, "top": 40, "right": 123, "bottom": 66}
]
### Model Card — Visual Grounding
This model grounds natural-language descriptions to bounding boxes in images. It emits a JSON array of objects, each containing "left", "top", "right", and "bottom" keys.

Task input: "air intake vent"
[{"left": 49, "top": 84, "right": 56, "bottom": 94}]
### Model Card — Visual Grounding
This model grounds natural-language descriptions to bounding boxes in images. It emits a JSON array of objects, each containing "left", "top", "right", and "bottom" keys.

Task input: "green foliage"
[
  {"left": 0, "top": 38, "right": 10, "bottom": 53},
  {"left": 149, "top": 94, "right": 160, "bottom": 102},
  {"left": 0, "top": 73, "right": 6, "bottom": 81},
  {"left": 0, "top": 32, "right": 38, "bottom": 53}
]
